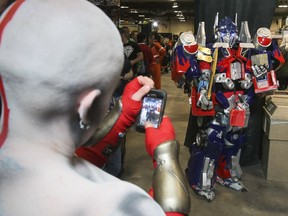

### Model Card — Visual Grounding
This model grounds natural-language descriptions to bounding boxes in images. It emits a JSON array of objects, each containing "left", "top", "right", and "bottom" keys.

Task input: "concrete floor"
[{"left": 120, "top": 73, "right": 288, "bottom": 216}]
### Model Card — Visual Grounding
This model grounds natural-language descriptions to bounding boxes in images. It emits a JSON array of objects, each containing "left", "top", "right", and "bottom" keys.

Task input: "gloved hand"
[
  {"left": 76, "top": 76, "right": 154, "bottom": 167},
  {"left": 121, "top": 76, "right": 154, "bottom": 126},
  {"left": 252, "top": 64, "right": 268, "bottom": 77},
  {"left": 144, "top": 117, "right": 175, "bottom": 160},
  {"left": 145, "top": 118, "right": 185, "bottom": 216},
  {"left": 197, "top": 90, "right": 213, "bottom": 110}
]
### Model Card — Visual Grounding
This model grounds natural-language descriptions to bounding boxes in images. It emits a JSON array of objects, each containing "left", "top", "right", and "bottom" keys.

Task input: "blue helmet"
[{"left": 214, "top": 13, "right": 238, "bottom": 47}]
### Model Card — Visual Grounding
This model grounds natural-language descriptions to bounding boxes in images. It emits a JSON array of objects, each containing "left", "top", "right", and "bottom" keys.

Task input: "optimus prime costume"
[{"left": 172, "top": 13, "right": 285, "bottom": 201}]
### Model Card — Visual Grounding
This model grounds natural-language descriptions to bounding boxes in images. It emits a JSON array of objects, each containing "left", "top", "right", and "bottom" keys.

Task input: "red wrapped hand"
[
  {"left": 145, "top": 117, "right": 175, "bottom": 159},
  {"left": 76, "top": 76, "right": 154, "bottom": 167}
]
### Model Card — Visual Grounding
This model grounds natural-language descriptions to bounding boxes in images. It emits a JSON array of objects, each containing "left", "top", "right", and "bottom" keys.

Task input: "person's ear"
[{"left": 77, "top": 89, "right": 101, "bottom": 129}]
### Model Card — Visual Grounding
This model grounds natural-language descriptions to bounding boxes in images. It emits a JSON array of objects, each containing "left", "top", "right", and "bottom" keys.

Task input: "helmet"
[
  {"left": 179, "top": 31, "right": 198, "bottom": 54},
  {"left": 254, "top": 27, "right": 272, "bottom": 50},
  {"left": 214, "top": 15, "right": 238, "bottom": 47}
]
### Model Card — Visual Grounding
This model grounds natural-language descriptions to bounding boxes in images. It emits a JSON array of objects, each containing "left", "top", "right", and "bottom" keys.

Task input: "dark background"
[{"left": 194, "top": 0, "right": 277, "bottom": 43}]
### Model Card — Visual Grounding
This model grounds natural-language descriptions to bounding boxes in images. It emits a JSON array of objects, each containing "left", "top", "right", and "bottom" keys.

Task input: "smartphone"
[{"left": 135, "top": 89, "right": 167, "bottom": 132}]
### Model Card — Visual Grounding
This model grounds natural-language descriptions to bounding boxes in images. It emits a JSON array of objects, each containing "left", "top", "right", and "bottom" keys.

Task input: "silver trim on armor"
[
  {"left": 82, "top": 99, "right": 123, "bottom": 147},
  {"left": 201, "top": 157, "right": 215, "bottom": 190},
  {"left": 223, "top": 78, "right": 235, "bottom": 89},
  {"left": 230, "top": 150, "right": 243, "bottom": 179},
  {"left": 215, "top": 73, "right": 226, "bottom": 83},
  {"left": 240, "top": 73, "right": 253, "bottom": 89},
  {"left": 153, "top": 140, "right": 191, "bottom": 214},
  {"left": 230, "top": 62, "right": 242, "bottom": 80},
  {"left": 239, "top": 21, "right": 251, "bottom": 43},
  {"left": 201, "top": 69, "right": 211, "bottom": 81},
  {"left": 196, "top": 22, "right": 206, "bottom": 47}
]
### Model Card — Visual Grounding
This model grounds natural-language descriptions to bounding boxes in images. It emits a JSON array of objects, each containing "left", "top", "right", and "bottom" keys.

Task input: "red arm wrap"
[
  {"left": 76, "top": 78, "right": 142, "bottom": 167},
  {"left": 145, "top": 117, "right": 175, "bottom": 167}
]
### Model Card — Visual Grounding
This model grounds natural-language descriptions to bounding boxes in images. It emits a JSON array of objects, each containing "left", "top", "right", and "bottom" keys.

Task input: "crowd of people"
[{"left": 117, "top": 26, "right": 176, "bottom": 90}]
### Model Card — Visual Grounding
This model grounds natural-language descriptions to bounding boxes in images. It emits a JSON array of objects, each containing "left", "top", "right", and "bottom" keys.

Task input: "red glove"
[
  {"left": 76, "top": 77, "right": 153, "bottom": 167},
  {"left": 145, "top": 116, "right": 175, "bottom": 160}
]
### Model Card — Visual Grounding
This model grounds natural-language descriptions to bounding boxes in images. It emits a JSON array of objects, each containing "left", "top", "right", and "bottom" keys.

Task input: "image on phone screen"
[{"left": 139, "top": 96, "right": 163, "bottom": 128}]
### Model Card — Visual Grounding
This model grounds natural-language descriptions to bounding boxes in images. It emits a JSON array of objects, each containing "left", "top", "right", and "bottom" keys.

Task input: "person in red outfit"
[
  {"left": 149, "top": 31, "right": 166, "bottom": 89},
  {"left": 137, "top": 32, "right": 153, "bottom": 77}
]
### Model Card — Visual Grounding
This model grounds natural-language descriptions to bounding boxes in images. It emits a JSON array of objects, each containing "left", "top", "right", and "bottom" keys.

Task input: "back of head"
[
  {"left": 0, "top": 0, "right": 123, "bottom": 120},
  {"left": 164, "top": 38, "right": 170, "bottom": 45},
  {"left": 137, "top": 32, "right": 147, "bottom": 43},
  {"left": 150, "top": 31, "right": 161, "bottom": 42}
]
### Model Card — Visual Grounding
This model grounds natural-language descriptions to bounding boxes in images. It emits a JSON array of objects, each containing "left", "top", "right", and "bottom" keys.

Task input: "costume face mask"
[{"left": 216, "top": 17, "right": 238, "bottom": 47}]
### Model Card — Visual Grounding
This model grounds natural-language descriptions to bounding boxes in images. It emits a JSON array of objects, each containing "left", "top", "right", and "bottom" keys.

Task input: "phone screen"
[{"left": 138, "top": 96, "right": 164, "bottom": 128}]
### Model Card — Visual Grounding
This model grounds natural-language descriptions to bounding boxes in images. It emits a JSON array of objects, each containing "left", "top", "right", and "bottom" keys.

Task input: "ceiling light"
[
  {"left": 120, "top": 6, "right": 129, "bottom": 9},
  {"left": 130, "top": 9, "right": 138, "bottom": 13},
  {"left": 153, "top": 21, "right": 158, "bottom": 27},
  {"left": 279, "top": 5, "right": 288, "bottom": 7},
  {"left": 139, "top": 14, "right": 145, "bottom": 17},
  {"left": 172, "top": 2, "right": 178, "bottom": 8}
]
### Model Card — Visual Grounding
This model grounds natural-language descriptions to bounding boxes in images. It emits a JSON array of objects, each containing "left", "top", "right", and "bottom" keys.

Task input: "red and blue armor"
[
  {"left": 249, "top": 27, "right": 284, "bottom": 94},
  {"left": 183, "top": 14, "right": 284, "bottom": 201},
  {"left": 171, "top": 31, "right": 203, "bottom": 84}
]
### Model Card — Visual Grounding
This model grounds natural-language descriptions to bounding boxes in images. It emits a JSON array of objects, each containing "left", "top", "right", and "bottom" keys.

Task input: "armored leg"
[
  {"left": 216, "top": 130, "right": 248, "bottom": 191},
  {"left": 186, "top": 121, "right": 225, "bottom": 201}
]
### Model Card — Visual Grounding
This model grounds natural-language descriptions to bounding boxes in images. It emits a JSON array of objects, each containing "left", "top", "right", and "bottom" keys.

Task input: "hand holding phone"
[
  {"left": 135, "top": 89, "right": 167, "bottom": 132},
  {"left": 144, "top": 116, "right": 175, "bottom": 158}
]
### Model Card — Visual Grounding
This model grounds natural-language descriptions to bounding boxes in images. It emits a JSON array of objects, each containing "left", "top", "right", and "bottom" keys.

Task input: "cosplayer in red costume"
[
  {"left": 0, "top": 0, "right": 190, "bottom": 215},
  {"left": 149, "top": 32, "right": 166, "bottom": 89}
]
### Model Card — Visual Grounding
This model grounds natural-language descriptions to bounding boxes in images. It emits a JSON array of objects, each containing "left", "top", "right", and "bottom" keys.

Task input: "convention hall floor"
[{"left": 120, "top": 73, "right": 288, "bottom": 216}]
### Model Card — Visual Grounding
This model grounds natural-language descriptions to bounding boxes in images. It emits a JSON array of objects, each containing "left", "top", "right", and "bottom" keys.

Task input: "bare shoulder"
[
  {"left": 0, "top": 157, "right": 165, "bottom": 216},
  {"left": 71, "top": 157, "right": 166, "bottom": 216}
]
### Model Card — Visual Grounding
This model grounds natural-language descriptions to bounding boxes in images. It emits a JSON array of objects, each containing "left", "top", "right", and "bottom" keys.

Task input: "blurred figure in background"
[
  {"left": 120, "top": 26, "right": 143, "bottom": 76},
  {"left": 277, "top": 35, "right": 288, "bottom": 91},
  {"left": 130, "top": 30, "right": 138, "bottom": 42},
  {"left": 137, "top": 32, "right": 153, "bottom": 77},
  {"left": 161, "top": 37, "right": 172, "bottom": 73},
  {"left": 149, "top": 31, "right": 166, "bottom": 89}
]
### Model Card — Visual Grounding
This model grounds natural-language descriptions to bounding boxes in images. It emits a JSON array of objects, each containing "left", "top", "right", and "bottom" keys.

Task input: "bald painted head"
[{"left": 0, "top": 0, "right": 124, "bottom": 148}]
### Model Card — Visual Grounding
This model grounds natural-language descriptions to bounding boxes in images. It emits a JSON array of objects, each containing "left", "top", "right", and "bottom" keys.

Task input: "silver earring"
[{"left": 79, "top": 120, "right": 90, "bottom": 130}]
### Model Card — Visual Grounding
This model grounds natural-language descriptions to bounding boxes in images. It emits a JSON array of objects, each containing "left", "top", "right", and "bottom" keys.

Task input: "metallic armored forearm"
[
  {"left": 82, "top": 99, "right": 123, "bottom": 147},
  {"left": 153, "top": 140, "right": 191, "bottom": 215}
]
